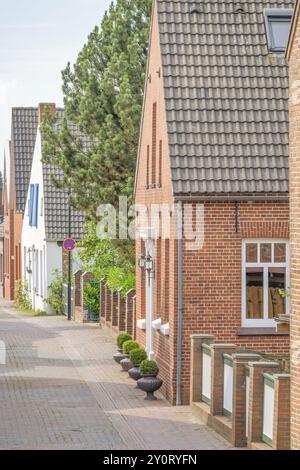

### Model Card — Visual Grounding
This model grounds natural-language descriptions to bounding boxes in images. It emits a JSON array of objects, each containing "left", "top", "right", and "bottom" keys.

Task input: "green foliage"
[
  {"left": 83, "top": 282, "right": 100, "bottom": 316},
  {"left": 129, "top": 348, "right": 147, "bottom": 366},
  {"left": 15, "top": 279, "right": 32, "bottom": 311},
  {"left": 41, "top": 0, "right": 152, "bottom": 220},
  {"left": 140, "top": 360, "right": 159, "bottom": 376},
  {"left": 117, "top": 332, "right": 132, "bottom": 349},
  {"left": 123, "top": 340, "right": 140, "bottom": 355},
  {"left": 46, "top": 270, "right": 65, "bottom": 315},
  {"left": 78, "top": 223, "right": 135, "bottom": 293}
]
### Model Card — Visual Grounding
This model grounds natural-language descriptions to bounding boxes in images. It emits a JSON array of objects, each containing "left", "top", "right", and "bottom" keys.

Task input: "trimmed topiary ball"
[
  {"left": 123, "top": 340, "right": 140, "bottom": 355},
  {"left": 140, "top": 360, "right": 159, "bottom": 376},
  {"left": 129, "top": 348, "right": 147, "bottom": 366},
  {"left": 117, "top": 332, "right": 132, "bottom": 349}
]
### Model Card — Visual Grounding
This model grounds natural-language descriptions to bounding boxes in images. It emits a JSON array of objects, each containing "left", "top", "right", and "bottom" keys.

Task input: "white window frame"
[{"left": 242, "top": 239, "right": 290, "bottom": 328}]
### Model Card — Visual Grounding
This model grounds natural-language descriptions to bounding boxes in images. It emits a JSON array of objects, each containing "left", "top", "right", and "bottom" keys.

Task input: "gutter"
[
  {"left": 176, "top": 201, "right": 183, "bottom": 406},
  {"left": 174, "top": 195, "right": 289, "bottom": 202}
]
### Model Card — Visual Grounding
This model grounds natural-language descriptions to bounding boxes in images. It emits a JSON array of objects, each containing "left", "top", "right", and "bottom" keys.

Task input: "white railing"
[
  {"left": 202, "top": 344, "right": 212, "bottom": 403},
  {"left": 223, "top": 354, "right": 233, "bottom": 416},
  {"left": 262, "top": 374, "right": 275, "bottom": 445}
]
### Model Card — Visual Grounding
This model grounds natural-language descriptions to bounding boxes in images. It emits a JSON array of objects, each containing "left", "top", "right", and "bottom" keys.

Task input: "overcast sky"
[{"left": 0, "top": 0, "right": 112, "bottom": 171}]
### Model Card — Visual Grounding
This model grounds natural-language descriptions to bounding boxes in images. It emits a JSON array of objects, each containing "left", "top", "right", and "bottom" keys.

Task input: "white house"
[{"left": 22, "top": 104, "right": 85, "bottom": 313}]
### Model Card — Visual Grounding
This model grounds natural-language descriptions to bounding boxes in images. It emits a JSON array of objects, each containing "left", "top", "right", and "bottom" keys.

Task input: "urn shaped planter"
[
  {"left": 128, "top": 365, "right": 142, "bottom": 382},
  {"left": 113, "top": 350, "right": 127, "bottom": 364},
  {"left": 120, "top": 356, "right": 133, "bottom": 372},
  {"left": 137, "top": 374, "right": 163, "bottom": 400}
]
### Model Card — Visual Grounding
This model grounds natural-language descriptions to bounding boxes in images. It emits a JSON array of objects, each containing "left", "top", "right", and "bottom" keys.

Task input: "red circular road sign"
[{"left": 63, "top": 238, "right": 76, "bottom": 252}]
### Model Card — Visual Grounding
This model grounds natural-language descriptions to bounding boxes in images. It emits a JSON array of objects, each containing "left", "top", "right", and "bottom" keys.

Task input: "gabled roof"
[
  {"left": 12, "top": 108, "right": 38, "bottom": 211},
  {"left": 157, "top": 0, "right": 294, "bottom": 194},
  {"left": 41, "top": 110, "right": 86, "bottom": 241}
]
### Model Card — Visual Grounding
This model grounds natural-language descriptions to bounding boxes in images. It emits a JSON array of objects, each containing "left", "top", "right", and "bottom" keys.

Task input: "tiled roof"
[
  {"left": 42, "top": 110, "right": 86, "bottom": 241},
  {"left": 157, "top": 0, "right": 294, "bottom": 194},
  {"left": 12, "top": 108, "right": 38, "bottom": 211}
]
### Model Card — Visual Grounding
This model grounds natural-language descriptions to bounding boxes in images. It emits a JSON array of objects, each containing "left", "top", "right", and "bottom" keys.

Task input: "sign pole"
[{"left": 67, "top": 192, "right": 72, "bottom": 321}]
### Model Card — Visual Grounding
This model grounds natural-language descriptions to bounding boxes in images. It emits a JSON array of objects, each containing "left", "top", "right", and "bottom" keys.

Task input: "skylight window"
[{"left": 264, "top": 9, "right": 293, "bottom": 53}]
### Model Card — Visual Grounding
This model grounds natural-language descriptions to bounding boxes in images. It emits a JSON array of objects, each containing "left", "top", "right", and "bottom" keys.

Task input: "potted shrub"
[
  {"left": 120, "top": 340, "right": 139, "bottom": 372},
  {"left": 128, "top": 348, "right": 147, "bottom": 383},
  {"left": 113, "top": 332, "right": 132, "bottom": 364},
  {"left": 137, "top": 360, "right": 163, "bottom": 400}
]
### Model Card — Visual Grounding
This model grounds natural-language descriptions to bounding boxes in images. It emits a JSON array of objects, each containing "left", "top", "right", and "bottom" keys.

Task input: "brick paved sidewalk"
[{"left": 0, "top": 301, "right": 231, "bottom": 450}]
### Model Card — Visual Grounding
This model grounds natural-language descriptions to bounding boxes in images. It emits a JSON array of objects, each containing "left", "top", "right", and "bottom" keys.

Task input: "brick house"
[
  {"left": 3, "top": 108, "right": 38, "bottom": 300},
  {"left": 286, "top": 0, "right": 300, "bottom": 450},
  {"left": 135, "top": 0, "right": 293, "bottom": 405}
]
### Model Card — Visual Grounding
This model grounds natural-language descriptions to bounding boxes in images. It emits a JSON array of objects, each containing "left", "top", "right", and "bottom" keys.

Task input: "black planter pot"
[
  {"left": 128, "top": 365, "right": 142, "bottom": 382},
  {"left": 113, "top": 351, "right": 127, "bottom": 364},
  {"left": 137, "top": 375, "right": 163, "bottom": 400},
  {"left": 120, "top": 356, "right": 133, "bottom": 372}
]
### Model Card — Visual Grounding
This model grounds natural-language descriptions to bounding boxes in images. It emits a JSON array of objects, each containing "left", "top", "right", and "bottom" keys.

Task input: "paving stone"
[{"left": 0, "top": 301, "right": 231, "bottom": 450}]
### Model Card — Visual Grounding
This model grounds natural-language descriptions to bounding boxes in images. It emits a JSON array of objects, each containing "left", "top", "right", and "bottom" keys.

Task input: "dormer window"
[{"left": 265, "top": 9, "right": 293, "bottom": 53}]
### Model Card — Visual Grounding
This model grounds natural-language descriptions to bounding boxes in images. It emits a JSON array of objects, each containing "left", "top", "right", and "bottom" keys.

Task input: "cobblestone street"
[{"left": 0, "top": 301, "right": 231, "bottom": 450}]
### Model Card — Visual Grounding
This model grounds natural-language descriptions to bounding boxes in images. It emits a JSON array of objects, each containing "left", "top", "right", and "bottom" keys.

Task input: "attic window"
[{"left": 265, "top": 9, "right": 293, "bottom": 53}]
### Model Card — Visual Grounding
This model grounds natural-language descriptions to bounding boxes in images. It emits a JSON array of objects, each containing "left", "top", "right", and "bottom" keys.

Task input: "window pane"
[
  {"left": 274, "top": 243, "right": 286, "bottom": 263},
  {"left": 268, "top": 268, "right": 286, "bottom": 318},
  {"left": 246, "top": 268, "right": 264, "bottom": 319},
  {"left": 246, "top": 243, "right": 257, "bottom": 263},
  {"left": 260, "top": 243, "right": 272, "bottom": 263},
  {"left": 269, "top": 18, "right": 291, "bottom": 50}
]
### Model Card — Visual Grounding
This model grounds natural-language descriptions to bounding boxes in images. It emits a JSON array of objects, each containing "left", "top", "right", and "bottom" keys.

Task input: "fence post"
[
  {"left": 81, "top": 272, "right": 94, "bottom": 322},
  {"left": 111, "top": 289, "right": 118, "bottom": 327},
  {"left": 99, "top": 278, "right": 106, "bottom": 319},
  {"left": 125, "top": 289, "right": 136, "bottom": 336},
  {"left": 190, "top": 335, "right": 215, "bottom": 404},
  {"left": 210, "top": 344, "right": 236, "bottom": 416},
  {"left": 105, "top": 283, "right": 111, "bottom": 323},
  {"left": 272, "top": 374, "right": 290, "bottom": 450},
  {"left": 247, "top": 362, "right": 280, "bottom": 448},
  {"left": 117, "top": 288, "right": 126, "bottom": 332},
  {"left": 231, "top": 353, "right": 261, "bottom": 447},
  {"left": 73, "top": 270, "right": 82, "bottom": 307}
]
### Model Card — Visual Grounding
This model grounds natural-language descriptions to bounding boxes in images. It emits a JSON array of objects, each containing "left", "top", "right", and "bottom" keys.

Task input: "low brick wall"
[{"left": 190, "top": 335, "right": 291, "bottom": 449}]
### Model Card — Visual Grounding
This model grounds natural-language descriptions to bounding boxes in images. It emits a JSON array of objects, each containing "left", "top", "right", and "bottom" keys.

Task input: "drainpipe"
[{"left": 176, "top": 201, "right": 183, "bottom": 406}]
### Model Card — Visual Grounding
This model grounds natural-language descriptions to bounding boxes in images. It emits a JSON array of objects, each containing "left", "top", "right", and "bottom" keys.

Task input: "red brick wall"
[
  {"left": 180, "top": 200, "right": 289, "bottom": 404},
  {"left": 288, "top": 0, "right": 300, "bottom": 450},
  {"left": 135, "top": 0, "right": 290, "bottom": 406}
]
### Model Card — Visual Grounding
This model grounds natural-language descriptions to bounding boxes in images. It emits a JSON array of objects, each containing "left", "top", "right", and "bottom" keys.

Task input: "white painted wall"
[
  {"left": 202, "top": 349, "right": 212, "bottom": 401},
  {"left": 263, "top": 381, "right": 275, "bottom": 442},
  {"left": 21, "top": 128, "right": 63, "bottom": 314},
  {"left": 223, "top": 362, "right": 233, "bottom": 415}
]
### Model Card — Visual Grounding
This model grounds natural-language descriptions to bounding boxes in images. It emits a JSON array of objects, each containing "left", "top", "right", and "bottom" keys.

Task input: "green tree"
[{"left": 41, "top": 0, "right": 152, "bottom": 219}]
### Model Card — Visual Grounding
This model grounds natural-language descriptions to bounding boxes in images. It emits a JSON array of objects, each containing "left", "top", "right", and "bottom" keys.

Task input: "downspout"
[{"left": 176, "top": 201, "right": 183, "bottom": 406}]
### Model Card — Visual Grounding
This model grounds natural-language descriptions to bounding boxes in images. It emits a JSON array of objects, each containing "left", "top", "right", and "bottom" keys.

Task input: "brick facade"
[
  {"left": 135, "top": 1, "right": 290, "bottom": 405},
  {"left": 287, "top": 0, "right": 300, "bottom": 450},
  {"left": 3, "top": 153, "right": 23, "bottom": 300}
]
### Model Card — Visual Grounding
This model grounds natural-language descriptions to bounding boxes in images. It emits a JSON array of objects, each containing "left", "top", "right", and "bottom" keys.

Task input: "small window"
[
  {"left": 242, "top": 240, "right": 290, "bottom": 327},
  {"left": 265, "top": 9, "right": 293, "bottom": 53}
]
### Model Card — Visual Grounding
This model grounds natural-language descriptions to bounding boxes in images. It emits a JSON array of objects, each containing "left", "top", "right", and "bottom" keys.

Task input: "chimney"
[{"left": 38, "top": 103, "right": 56, "bottom": 125}]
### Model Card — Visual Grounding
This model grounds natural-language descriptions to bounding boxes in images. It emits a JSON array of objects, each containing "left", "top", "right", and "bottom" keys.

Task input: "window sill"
[{"left": 237, "top": 328, "right": 289, "bottom": 336}]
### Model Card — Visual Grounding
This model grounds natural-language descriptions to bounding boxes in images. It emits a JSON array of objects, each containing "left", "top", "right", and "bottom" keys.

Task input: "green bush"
[
  {"left": 140, "top": 360, "right": 159, "bottom": 376},
  {"left": 129, "top": 348, "right": 147, "bottom": 366},
  {"left": 15, "top": 279, "right": 32, "bottom": 311},
  {"left": 122, "top": 340, "right": 139, "bottom": 355},
  {"left": 83, "top": 282, "right": 100, "bottom": 317},
  {"left": 117, "top": 332, "right": 132, "bottom": 349},
  {"left": 46, "top": 269, "right": 65, "bottom": 315}
]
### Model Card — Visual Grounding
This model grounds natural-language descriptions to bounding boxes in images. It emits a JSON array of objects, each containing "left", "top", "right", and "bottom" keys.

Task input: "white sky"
[{"left": 0, "top": 0, "right": 112, "bottom": 171}]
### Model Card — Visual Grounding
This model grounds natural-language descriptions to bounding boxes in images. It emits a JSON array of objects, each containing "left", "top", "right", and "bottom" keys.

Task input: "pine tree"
[{"left": 41, "top": 0, "right": 152, "bottom": 219}]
